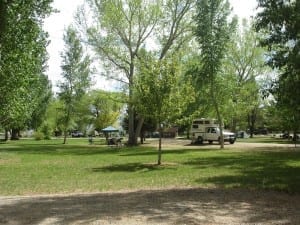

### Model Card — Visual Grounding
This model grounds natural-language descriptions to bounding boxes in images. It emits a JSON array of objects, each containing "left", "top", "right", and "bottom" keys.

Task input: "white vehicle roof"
[{"left": 192, "top": 118, "right": 219, "bottom": 125}]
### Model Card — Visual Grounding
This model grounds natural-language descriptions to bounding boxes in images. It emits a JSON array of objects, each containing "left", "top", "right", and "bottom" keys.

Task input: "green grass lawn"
[
  {"left": 0, "top": 138, "right": 300, "bottom": 195},
  {"left": 236, "top": 135, "right": 300, "bottom": 144}
]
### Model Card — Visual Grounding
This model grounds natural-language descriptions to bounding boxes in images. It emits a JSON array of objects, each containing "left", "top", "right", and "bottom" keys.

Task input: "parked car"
[
  {"left": 282, "top": 132, "right": 292, "bottom": 139},
  {"left": 236, "top": 131, "right": 250, "bottom": 138},
  {"left": 71, "top": 131, "right": 84, "bottom": 137}
]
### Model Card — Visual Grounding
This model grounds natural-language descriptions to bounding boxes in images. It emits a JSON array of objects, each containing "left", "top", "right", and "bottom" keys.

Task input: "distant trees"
[
  {"left": 225, "top": 20, "right": 268, "bottom": 136},
  {"left": 86, "top": 90, "right": 124, "bottom": 133},
  {"left": 42, "top": 89, "right": 122, "bottom": 139}
]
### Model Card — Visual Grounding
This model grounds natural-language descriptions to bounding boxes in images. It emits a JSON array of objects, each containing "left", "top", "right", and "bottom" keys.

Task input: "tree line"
[{"left": 0, "top": 0, "right": 299, "bottom": 154}]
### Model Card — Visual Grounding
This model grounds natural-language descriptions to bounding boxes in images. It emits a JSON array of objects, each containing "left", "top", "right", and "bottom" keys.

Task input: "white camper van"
[{"left": 190, "top": 118, "right": 236, "bottom": 144}]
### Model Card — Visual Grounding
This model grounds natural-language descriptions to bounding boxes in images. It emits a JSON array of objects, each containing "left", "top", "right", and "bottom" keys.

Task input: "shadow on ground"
[
  {"left": 186, "top": 150, "right": 300, "bottom": 193},
  {"left": 1, "top": 188, "right": 300, "bottom": 225}
]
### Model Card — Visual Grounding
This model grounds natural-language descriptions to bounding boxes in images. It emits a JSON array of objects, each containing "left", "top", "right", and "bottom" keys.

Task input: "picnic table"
[{"left": 108, "top": 137, "right": 123, "bottom": 147}]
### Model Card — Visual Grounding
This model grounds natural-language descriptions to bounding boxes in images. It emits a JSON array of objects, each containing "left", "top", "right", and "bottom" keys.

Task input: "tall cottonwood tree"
[
  {"left": 225, "top": 20, "right": 267, "bottom": 133},
  {"left": 194, "top": 0, "right": 237, "bottom": 148},
  {"left": 80, "top": 0, "right": 195, "bottom": 145},
  {"left": 0, "top": 0, "right": 53, "bottom": 139},
  {"left": 58, "top": 26, "right": 92, "bottom": 144}
]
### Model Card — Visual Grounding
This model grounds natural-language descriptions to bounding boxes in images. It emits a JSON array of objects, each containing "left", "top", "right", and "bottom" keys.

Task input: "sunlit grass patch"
[{"left": 0, "top": 138, "right": 300, "bottom": 195}]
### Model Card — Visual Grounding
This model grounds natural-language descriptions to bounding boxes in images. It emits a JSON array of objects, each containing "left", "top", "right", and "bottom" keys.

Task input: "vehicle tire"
[
  {"left": 197, "top": 136, "right": 203, "bottom": 144},
  {"left": 229, "top": 139, "right": 235, "bottom": 144},
  {"left": 208, "top": 140, "right": 213, "bottom": 144}
]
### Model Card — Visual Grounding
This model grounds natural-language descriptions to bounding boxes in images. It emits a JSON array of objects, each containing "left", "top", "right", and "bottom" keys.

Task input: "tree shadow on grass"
[
  {"left": 120, "top": 148, "right": 215, "bottom": 157},
  {"left": 91, "top": 162, "right": 178, "bottom": 173},
  {"left": 0, "top": 143, "right": 126, "bottom": 156},
  {"left": 1, "top": 188, "right": 300, "bottom": 225},
  {"left": 186, "top": 151, "right": 300, "bottom": 193}
]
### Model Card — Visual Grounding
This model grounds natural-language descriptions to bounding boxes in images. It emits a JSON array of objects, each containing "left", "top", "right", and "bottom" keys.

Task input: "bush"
[
  {"left": 39, "top": 122, "right": 52, "bottom": 140},
  {"left": 34, "top": 131, "right": 44, "bottom": 141}
]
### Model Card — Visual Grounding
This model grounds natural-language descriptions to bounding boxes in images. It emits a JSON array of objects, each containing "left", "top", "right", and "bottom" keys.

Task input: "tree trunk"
[
  {"left": 140, "top": 131, "right": 144, "bottom": 144},
  {"left": 11, "top": 128, "right": 19, "bottom": 140},
  {"left": 4, "top": 129, "right": 9, "bottom": 141},
  {"left": 157, "top": 126, "right": 162, "bottom": 165},
  {"left": 63, "top": 130, "right": 67, "bottom": 144},
  {"left": 127, "top": 104, "right": 136, "bottom": 145},
  {"left": 210, "top": 80, "right": 224, "bottom": 149},
  {"left": 135, "top": 117, "right": 144, "bottom": 144},
  {"left": 248, "top": 109, "right": 256, "bottom": 138},
  {"left": 62, "top": 106, "right": 72, "bottom": 144},
  {"left": 127, "top": 69, "right": 137, "bottom": 146},
  {"left": 216, "top": 109, "right": 224, "bottom": 149}
]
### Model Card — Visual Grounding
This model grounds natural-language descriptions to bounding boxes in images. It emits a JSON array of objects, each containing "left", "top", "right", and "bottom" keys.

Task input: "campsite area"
[{"left": 1, "top": 138, "right": 300, "bottom": 224}]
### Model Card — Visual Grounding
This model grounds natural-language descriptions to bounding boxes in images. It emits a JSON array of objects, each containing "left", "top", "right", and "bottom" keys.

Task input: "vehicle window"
[
  {"left": 192, "top": 125, "right": 198, "bottom": 128},
  {"left": 205, "top": 121, "right": 210, "bottom": 124},
  {"left": 194, "top": 121, "right": 204, "bottom": 124}
]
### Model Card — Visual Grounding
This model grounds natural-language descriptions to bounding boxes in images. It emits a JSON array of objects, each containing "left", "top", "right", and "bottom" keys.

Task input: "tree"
[
  {"left": 194, "top": 0, "right": 237, "bottom": 148},
  {"left": 0, "top": 0, "right": 54, "bottom": 140},
  {"left": 58, "top": 25, "right": 92, "bottom": 144},
  {"left": 179, "top": 53, "right": 213, "bottom": 138},
  {"left": 42, "top": 97, "right": 63, "bottom": 137},
  {"left": 224, "top": 20, "right": 268, "bottom": 133},
  {"left": 87, "top": 90, "right": 123, "bottom": 133},
  {"left": 29, "top": 74, "right": 53, "bottom": 131},
  {"left": 255, "top": 0, "right": 300, "bottom": 136},
  {"left": 79, "top": 0, "right": 195, "bottom": 145},
  {"left": 134, "top": 55, "right": 194, "bottom": 165}
]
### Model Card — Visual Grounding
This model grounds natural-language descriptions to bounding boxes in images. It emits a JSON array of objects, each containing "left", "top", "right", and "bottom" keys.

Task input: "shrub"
[
  {"left": 40, "top": 122, "right": 52, "bottom": 140},
  {"left": 34, "top": 131, "right": 44, "bottom": 141}
]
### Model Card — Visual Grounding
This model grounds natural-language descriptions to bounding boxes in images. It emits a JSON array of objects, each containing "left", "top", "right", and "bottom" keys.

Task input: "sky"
[{"left": 44, "top": 0, "right": 258, "bottom": 93}]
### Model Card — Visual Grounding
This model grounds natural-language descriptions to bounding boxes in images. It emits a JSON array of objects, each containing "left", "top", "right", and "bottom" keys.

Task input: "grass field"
[
  {"left": 0, "top": 138, "right": 300, "bottom": 195},
  {"left": 236, "top": 135, "right": 299, "bottom": 144}
]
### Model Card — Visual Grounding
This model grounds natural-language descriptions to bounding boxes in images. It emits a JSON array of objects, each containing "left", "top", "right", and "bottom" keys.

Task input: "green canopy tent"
[
  {"left": 101, "top": 126, "right": 119, "bottom": 133},
  {"left": 101, "top": 126, "right": 120, "bottom": 145}
]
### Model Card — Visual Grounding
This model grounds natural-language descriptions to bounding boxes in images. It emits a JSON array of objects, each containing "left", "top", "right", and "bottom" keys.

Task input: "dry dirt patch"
[{"left": 1, "top": 188, "right": 300, "bottom": 225}]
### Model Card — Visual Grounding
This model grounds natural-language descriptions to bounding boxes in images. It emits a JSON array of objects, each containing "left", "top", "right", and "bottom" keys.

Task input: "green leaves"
[
  {"left": 0, "top": 0, "right": 53, "bottom": 130},
  {"left": 58, "top": 25, "right": 92, "bottom": 143},
  {"left": 134, "top": 55, "right": 194, "bottom": 124},
  {"left": 194, "top": 0, "right": 237, "bottom": 77},
  {"left": 255, "top": 0, "right": 300, "bottom": 133}
]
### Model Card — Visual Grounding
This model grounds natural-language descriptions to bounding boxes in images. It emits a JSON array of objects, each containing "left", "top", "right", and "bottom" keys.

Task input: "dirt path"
[{"left": 1, "top": 188, "right": 300, "bottom": 225}]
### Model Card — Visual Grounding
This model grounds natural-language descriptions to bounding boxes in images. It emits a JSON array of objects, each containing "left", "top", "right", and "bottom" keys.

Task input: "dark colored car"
[{"left": 71, "top": 131, "right": 84, "bottom": 137}]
